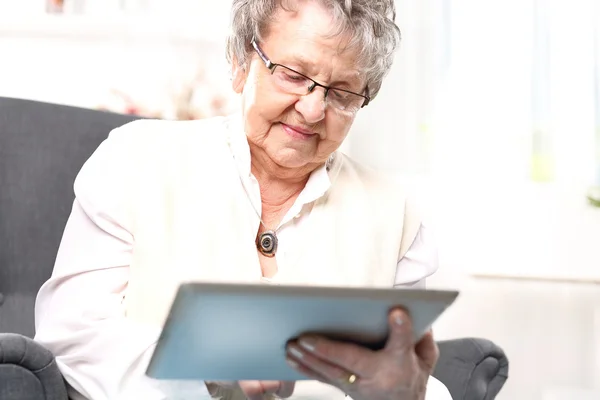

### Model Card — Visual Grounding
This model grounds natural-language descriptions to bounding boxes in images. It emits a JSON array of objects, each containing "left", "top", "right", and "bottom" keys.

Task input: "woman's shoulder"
[
  {"left": 112, "top": 115, "right": 229, "bottom": 133},
  {"left": 92, "top": 116, "right": 238, "bottom": 174},
  {"left": 106, "top": 116, "right": 230, "bottom": 151},
  {"left": 335, "top": 153, "right": 424, "bottom": 219},
  {"left": 74, "top": 116, "right": 233, "bottom": 205},
  {"left": 336, "top": 153, "right": 403, "bottom": 192}
]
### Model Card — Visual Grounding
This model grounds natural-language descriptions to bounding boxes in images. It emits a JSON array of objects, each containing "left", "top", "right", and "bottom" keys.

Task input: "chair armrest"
[
  {"left": 433, "top": 338, "right": 509, "bottom": 400},
  {"left": 0, "top": 333, "right": 69, "bottom": 400}
]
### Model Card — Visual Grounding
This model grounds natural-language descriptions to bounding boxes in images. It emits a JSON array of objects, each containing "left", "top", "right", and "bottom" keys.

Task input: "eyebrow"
[{"left": 285, "top": 54, "right": 319, "bottom": 75}]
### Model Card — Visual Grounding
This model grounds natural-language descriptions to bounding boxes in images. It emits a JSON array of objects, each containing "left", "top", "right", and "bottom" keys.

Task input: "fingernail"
[
  {"left": 394, "top": 312, "right": 405, "bottom": 326},
  {"left": 298, "top": 336, "right": 317, "bottom": 352},
  {"left": 286, "top": 357, "right": 300, "bottom": 369},
  {"left": 287, "top": 346, "right": 304, "bottom": 359}
]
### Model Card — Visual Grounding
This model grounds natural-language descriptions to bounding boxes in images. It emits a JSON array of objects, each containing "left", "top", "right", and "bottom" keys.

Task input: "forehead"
[{"left": 262, "top": 1, "right": 363, "bottom": 84}]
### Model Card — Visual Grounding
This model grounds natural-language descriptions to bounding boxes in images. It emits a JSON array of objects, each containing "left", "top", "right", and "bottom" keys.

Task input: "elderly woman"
[{"left": 34, "top": 1, "right": 452, "bottom": 399}]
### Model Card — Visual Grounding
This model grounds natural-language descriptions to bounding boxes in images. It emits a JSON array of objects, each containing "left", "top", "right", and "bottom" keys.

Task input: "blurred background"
[{"left": 1, "top": 0, "right": 599, "bottom": 398}]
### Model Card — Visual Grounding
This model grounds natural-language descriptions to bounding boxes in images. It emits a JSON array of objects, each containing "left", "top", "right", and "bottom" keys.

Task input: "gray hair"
[{"left": 226, "top": 0, "right": 401, "bottom": 100}]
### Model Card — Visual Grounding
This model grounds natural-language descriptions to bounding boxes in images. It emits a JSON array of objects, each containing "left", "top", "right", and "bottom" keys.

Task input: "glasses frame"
[{"left": 251, "top": 38, "right": 371, "bottom": 110}]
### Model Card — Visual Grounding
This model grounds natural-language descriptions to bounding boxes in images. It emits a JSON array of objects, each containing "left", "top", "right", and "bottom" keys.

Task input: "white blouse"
[{"left": 33, "top": 119, "right": 451, "bottom": 400}]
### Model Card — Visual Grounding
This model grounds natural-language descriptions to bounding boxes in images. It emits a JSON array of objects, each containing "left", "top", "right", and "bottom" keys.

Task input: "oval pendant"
[{"left": 256, "top": 230, "right": 278, "bottom": 257}]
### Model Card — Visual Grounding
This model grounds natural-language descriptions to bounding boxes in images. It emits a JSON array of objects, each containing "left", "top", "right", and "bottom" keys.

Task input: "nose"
[{"left": 295, "top": 89, "right": 326, "bottom": 124}]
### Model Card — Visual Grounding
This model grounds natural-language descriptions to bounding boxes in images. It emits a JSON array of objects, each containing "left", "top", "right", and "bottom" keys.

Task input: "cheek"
[
  {"left": 241, "top": 74, "right": 259, "bottom": 110},
  {"left": 243, "top": 74, "right": 295, "bottom": 120},
  {"left": 316, "top": 118, "right": 352, "bottom": 158},
  {"left": 325, "top": 115, "right": 353, "bottom": 144},
  {"left": 241, "top": 76, "right": 279, "bottom": 140}
]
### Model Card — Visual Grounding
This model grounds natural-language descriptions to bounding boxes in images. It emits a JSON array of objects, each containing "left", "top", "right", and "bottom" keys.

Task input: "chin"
[{"left": 269, "top": 148, "right": 315, "bottom": 169}]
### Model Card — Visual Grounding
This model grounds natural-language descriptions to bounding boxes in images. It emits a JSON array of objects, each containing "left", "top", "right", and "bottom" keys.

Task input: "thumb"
[{"left": 383, "top": 308, "right": 413, "bottom": 354}]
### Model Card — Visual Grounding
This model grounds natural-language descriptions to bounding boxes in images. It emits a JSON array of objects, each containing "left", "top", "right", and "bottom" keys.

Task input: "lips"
[{"left": 281, "top": 123, "right": 316, "bottom": 139}]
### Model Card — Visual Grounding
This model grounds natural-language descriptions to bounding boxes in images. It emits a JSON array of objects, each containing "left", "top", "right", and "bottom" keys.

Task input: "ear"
[{"left": 231, "top": 61, "right": 248, "bottom": 94}]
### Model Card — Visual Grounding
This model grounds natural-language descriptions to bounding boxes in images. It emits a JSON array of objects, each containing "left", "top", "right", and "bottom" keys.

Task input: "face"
[{"left": 231, "top": 0, "right": 365, "bottom": 173}]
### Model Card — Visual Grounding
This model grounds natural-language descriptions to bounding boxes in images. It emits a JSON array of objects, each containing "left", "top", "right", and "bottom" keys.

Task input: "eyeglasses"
[{"left": 251, "top": 39, "right": 370, "bottom": 114}]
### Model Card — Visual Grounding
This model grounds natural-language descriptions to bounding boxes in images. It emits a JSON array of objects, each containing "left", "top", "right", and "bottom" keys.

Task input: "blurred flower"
[{"left": 97, "top": 67, "right": 237, "bottom": 120}]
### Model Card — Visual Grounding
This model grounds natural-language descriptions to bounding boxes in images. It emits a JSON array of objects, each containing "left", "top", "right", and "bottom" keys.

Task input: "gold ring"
[{"left": 346, "top": 373, "right": 358, "bottom": 385}]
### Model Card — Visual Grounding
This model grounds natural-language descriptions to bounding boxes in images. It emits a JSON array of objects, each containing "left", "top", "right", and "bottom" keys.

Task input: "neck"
[
  {"left": 251, "top": 161, "right": 308, "bottom": 210},
  {"left": 249, "top": 147, "right": 316, "bottom": 210}
]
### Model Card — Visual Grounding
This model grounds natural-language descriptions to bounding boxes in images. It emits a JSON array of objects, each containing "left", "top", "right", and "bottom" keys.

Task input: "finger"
[
  {"left": 274, "top": 381, "right": 296, "bottom": 398},
  {"left": 259, "top": 380, "right": 295, "bottom": 398},
  {"left": 286, "top": 356, "right": 330, "bottom": 383},
  {"left": 286, "top": 343, "right": 357, "bottom": 386},
  {"left": 290, "top": 335, "right": 373, "bottom": 375},
  {"left": 238, "top": 380, "right": 268, "bottom": 400},
  {"left": 415, "top": 331, "right": 439, "bottom": 372},
  {"left": 238, "top": 380, "right": 295, "bottom": 399},
  {"left": 383, "top": 308, "right": 413, "bottom": 354}
]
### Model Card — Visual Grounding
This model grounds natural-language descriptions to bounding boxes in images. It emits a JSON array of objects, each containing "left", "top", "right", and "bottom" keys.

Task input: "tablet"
[{"left": 146, "top": 282, "right": 458, "bottom": 381}]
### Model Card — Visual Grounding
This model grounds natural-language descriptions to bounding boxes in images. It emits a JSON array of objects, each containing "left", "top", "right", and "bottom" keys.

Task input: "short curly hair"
[{"left": 226, "top": 0, "right": 401, "bottom": 100}]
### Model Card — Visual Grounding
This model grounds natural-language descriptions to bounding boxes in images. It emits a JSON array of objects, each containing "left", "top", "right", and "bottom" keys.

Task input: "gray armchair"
[{"left": 0, "top": 97, "right": 509, "bottom": 400}]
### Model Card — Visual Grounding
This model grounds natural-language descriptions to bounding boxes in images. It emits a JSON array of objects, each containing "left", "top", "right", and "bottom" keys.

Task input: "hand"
[
  {"left": 207, "top": 380, "right": 295, "bottom": 400},
  {"left": 285, "top": 308, "right": 438, "bottom": 400}
]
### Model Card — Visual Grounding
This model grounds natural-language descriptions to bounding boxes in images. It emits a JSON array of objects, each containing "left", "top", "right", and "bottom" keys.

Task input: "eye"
[
  {"left": 329, "top": 90, "right": 356, "bottom": 103},
  {"left": 282, "top": 70, "right": 306, "bottom": 82},
  {"left": 330, "top": 89, "right": 352, "bottom": 101}
]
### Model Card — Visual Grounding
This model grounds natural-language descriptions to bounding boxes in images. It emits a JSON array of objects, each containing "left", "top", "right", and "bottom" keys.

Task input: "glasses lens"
[
  {"left": 328, "top": 89, "right": 365, "bottom": 113},
  {"left": 271, "top": 66, "right": 312, "bottom": 94}
]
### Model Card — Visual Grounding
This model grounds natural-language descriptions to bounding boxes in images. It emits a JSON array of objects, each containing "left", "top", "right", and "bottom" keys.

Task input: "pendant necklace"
[
  {"left": 257, "top": 227, "right": 279, "bottom": 258},
  {"left": 237, "top": 178, "right": 280, "bottom": 257}
]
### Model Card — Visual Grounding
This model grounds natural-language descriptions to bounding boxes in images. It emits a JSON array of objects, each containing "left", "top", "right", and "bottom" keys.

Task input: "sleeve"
[
  {"left": 394, "top": 220, "right": 440, "bottom": 288},
  {"left": 33, "top": 124, "right": 212, "bottom": 400}
]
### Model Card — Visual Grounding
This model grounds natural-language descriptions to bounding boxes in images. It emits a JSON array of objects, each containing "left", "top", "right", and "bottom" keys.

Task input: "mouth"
[{"left": 281, "top": 123, "right": 317, "bottom": 140}]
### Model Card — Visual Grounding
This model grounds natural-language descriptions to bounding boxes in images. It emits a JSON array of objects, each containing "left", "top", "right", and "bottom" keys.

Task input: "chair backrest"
[{"left": 0, "top": 97, "right": 137, "bottom": 337}]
